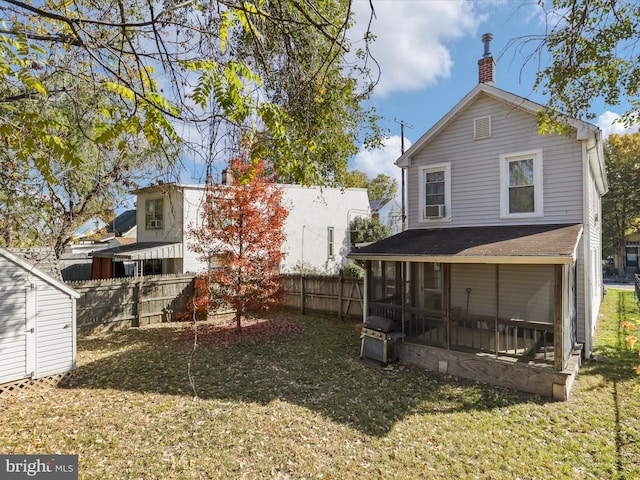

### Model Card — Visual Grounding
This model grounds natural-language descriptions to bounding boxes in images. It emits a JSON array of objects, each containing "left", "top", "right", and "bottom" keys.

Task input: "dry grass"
[{"left": 1, "top": 295, "right": 639, "bottom": 479}]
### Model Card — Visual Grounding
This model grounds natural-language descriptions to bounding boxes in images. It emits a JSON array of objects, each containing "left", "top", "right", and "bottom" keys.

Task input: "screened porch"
[{"left": 366, "top": 259, "right": 576, "bottom": 370}]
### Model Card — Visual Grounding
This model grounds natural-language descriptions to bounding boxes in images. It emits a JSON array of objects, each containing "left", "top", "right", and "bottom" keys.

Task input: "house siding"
[
  {"left": 450, "top": 264, "right": 496, "bottom": 316},
  {"left": 0, "top": 257, "right": 29, "bottom": 383},
  {"left": 450, "top": 263, "right": 554, "bottom": 322},
  {"left": 407, "top": 94, "right": 585, "bottom": 229},
  {"left": 136, "top": 188, "right": 184, "bottom": 244},
  {"left": 581, "top": 156, "right": 604, "bottom": 353}
]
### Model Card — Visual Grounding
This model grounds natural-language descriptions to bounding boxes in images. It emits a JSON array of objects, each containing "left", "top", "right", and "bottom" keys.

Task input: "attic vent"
[{"left": 474, "top": 116, "right": 491, "bottom": 139}]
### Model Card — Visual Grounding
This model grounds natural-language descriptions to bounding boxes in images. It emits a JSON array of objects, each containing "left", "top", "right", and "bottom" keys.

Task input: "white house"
[
  {"left": 350, "top": 34, "right": 607, "bottom": 400},
  {"left": 91, "top": 183, "right": 370, "bottom": 278},
  {"left": 0, "top": 247, "right": 80, "bottom": 387}
]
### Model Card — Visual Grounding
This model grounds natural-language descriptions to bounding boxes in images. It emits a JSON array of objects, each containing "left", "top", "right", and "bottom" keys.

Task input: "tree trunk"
[
  {"left": 618, "top": 242, "right": 626, "bottom": 277},
  {"left": 235, "top": 312, "right": 242, "bottom": 333}
]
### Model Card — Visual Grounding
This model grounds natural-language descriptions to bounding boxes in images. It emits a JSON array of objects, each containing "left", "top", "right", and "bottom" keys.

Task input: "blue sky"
[{"left": 348, "top": 0, "right": 638, "bottom": 187}]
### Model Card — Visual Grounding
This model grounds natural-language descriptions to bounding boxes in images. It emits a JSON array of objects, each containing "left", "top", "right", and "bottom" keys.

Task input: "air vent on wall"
[{"left": 474, "top": 116, "right": 491, "bottom": 139}]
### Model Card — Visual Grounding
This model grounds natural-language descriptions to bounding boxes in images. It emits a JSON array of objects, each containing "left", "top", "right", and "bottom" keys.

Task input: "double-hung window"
[
  {"left": 327, "top": 226, "right": 334, "bottom": 258},
  {"left": 419, "top": 163, "right": 451, "bottom": 222},
  {"left": 499, "top": 150, "right": 543, "bottom": 218},
  {"left": 145, "top": 198, "right": 164, "bottom": 229}
]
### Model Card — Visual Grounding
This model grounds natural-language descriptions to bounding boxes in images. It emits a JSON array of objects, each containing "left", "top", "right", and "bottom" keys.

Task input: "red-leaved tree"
[{"left": 189, "top": 158, "right": 289, "bottom": 332}]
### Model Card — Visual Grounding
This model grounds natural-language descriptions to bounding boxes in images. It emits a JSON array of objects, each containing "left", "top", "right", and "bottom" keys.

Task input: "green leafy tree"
[
  {"left": 602, "top": 133, "right": 640, "bottom": 276},
  {"left": 0, "top": 77, "right": 171, "bottom": 257},
  {"left": 344, "top": 170, "right": 369, "bottom": 189},
  {"left": 350, "top": 216, "right": 391, "bottom": 248},
  {"left": 345, "top": 170, "right": 398, "bottom": 200},
  {"left": 529, "top": 0, "right": 640, "bottom": 131},
  {"left": 0, "top": 0, "right": 381, "bottom": 187},
  {"left": 368, "top": 173, "right": 398, "bottom": 201}
]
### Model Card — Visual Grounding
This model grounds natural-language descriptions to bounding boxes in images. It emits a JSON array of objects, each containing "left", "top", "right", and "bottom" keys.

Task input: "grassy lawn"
[{"left": 2, "top": 290, "right": 640, "bottom": 479}]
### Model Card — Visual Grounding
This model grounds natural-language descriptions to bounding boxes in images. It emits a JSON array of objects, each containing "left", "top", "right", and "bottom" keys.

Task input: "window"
[
  {"left": 419, "top": 163, "right": 451, "bottom": 222},
  {"left": 143, "top": 259, "right": 162, "bottom": 275},
  {"left": 327, "top": 226, "right": 334, "bottom": 258},
  {"left": 145, "top": 198, "right": 163, "bottom": 229},
  {"left": 499, "top": 150, "right": 543, "bottom": 218}
]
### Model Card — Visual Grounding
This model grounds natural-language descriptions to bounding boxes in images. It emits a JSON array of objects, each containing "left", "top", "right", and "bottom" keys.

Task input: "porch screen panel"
[
  {"left": 369, "top": 260, "right": 399, "bottom": 302},
  {"left": 412, "top": 262, "right": 442, "bottom": 312},
  {"left": 498, "top": 265, "right": 554, "bottom": 323},
  {"left": 369, "top": 261, "right": 402, "bottom": 322},
  {"left": 450, "top": 264, "right": 496, "bottom": 317}
]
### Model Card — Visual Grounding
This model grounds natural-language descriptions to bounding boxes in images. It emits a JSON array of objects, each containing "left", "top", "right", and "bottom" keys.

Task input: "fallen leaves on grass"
[{"left": 178, "top": 315, "right": 305, "bottom": 347}]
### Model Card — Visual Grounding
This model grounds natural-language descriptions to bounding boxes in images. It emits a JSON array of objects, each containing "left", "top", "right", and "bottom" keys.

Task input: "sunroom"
[{"left": 350, "top": 223, "right": 585, "bottom": 400}]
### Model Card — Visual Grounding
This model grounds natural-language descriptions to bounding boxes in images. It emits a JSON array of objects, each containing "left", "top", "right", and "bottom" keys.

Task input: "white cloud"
[
  {"left": 351, "top": 135, "right": 410, "bottom": 184},
  {"left": 349, "top": 0, "right": 484, "bottom": 97},
  {"left": 597, "top": 111, "right": 640, "bottom": 138}
]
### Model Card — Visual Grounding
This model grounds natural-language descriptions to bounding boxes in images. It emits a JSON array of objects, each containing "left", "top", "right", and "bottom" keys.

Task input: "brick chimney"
[{"left": 478, "top": 33, "right": 495, "bottom": 85}]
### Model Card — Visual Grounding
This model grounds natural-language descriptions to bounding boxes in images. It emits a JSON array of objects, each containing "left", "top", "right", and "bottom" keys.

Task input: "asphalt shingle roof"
[{"left": 350, "top": 224, "right": 583, "bottom": 261}]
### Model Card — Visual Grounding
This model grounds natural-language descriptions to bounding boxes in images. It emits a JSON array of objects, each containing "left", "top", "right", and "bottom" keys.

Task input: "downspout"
[{"left": 582, "top": 139, "right": 594, "bottom": 357}]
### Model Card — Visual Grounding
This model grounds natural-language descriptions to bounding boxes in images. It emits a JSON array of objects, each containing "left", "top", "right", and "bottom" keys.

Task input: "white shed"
[{"left": 0, "top": 247, "right": 80, "bottom": 385}]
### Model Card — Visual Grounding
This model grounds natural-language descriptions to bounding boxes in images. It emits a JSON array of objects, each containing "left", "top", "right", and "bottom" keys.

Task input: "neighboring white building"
[{"left": 91, "top": 183, "right": 370, "bottom": 278}]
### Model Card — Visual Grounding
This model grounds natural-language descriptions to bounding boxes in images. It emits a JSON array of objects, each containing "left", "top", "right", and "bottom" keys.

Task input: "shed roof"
[{"left": 349, "top": 224, "right": 583, "bottom": 264}]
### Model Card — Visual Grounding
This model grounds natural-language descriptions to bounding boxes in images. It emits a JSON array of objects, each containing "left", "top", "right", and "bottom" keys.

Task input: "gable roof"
[
  {"left": 106, "top": 209, "right": 137, "bottom": 235},
  {"left": 1, "top": 247, "right": 80, "bottom": 298},
  {"left": 349, "top": 223, "right": 583, "bottom": 264},
  {"left": 395, "top": 83, "right": 607, "bottom": 195}
]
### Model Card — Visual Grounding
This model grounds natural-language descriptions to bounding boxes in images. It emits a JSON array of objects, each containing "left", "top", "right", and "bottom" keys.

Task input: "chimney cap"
[{"left": 481, "top": 33, "right": 493, "bottom": 58}]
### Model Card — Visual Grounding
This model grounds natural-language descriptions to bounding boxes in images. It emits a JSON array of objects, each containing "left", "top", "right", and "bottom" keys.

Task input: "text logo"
[{"left": 0, "top": 455, "right": 78, "bottom": 479}]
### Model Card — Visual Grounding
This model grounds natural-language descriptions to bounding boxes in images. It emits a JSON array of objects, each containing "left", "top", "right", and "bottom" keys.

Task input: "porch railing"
[{"left": 369, "top": 302, "right": 555, "bottom": 365}]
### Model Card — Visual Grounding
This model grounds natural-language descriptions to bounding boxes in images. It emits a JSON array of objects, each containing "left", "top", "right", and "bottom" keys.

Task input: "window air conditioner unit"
[
  {"left": 425, "top": 205, "right": 445, "bottom": 218},
  {"left": 150, "top": 219, "right": 163, "bottom": 228}
]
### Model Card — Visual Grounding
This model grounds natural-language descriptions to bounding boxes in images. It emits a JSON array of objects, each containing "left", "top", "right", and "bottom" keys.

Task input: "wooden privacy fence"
[
  {"left": 68, "top": 274, "right": 195, "bottom": 335},
  {"left": 282, "top": 274, "right": 364, "bottom": 319},
  {"left": 68, "top": 273, "right": 363, "bottom": 336}
]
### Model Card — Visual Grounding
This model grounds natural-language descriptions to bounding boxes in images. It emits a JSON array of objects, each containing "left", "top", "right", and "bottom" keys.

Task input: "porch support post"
[
  {"left": 495, "top": 264, "right": 500, "bottom": 358},
  {"left": 554, "top": 264, "right": 564, "bottom": 370},
  {"left": 445, "top": 263, "right": 451, "bottom": 350},
  {"left": 400, "top": 261, "right": 405, "bottom": 335},
  {"left": 363, "top": 260, "right": 369, "bottom": 322}
]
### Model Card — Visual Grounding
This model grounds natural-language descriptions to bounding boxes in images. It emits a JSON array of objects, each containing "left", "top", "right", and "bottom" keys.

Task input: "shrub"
[{"left": 342, "top": 263, "right": 363, "bottom": 278}]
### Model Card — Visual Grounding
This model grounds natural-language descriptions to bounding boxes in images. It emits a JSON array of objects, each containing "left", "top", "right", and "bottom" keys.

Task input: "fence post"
[
  {"left": 300, "top": 274, "right": 305, "bottom": 315},
  {"left": 338, "top": 272, "right": 343, "bottom": 320},
  {"left": 134, "top": 277, "right": 143, "bottom": 327}
]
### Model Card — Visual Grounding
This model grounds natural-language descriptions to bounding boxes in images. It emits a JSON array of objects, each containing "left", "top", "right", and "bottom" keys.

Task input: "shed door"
[{"left": 0, "top": 284, "right": 36, "bottom": 384}]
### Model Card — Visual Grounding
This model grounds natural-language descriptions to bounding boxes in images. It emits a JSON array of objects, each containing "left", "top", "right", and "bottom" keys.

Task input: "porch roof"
[
  {"left": 349, "top": 224, "right": 583, "bottom": 264},
  {"left": 90, "top": 242, "right": 183, "bottom": 261}
]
